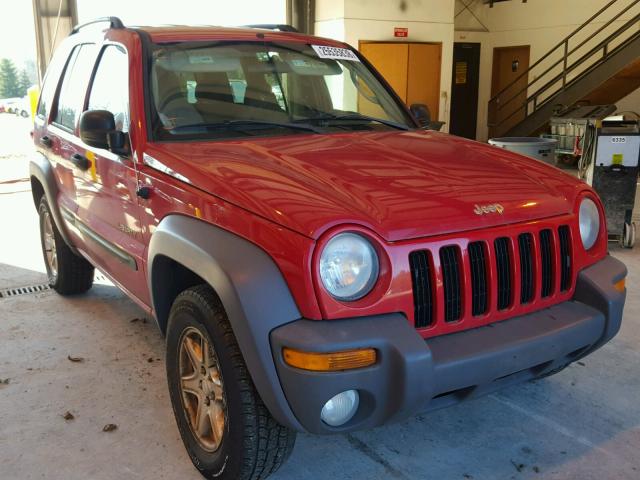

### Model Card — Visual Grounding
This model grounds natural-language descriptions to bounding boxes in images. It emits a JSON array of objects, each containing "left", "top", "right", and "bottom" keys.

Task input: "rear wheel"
[
  {"left": 38, "top": 197, "right": 94, "bottom": 294},
  {"left": 166, "top": 285, "right": 296, "bottom": 480}
]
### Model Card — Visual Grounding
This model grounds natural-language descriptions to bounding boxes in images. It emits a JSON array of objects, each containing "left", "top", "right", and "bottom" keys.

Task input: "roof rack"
[
  {"left": 70, "top": 16, "right": 125, "bottom": 35},
  {"left": 243, "top": 24, "right": 299, "bottom": 33}
]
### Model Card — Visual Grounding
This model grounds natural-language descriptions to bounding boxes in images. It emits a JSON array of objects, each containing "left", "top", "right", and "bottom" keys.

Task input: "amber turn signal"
[
  {"left": 282, "top": 347, "right": 377, "bottom": 372},
  {"left": 614, "top": 278, "right": 626, "bottom": 293}
]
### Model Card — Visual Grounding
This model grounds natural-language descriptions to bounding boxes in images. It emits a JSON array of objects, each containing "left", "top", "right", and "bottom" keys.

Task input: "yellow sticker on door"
[
  {"left": 612, "top": 153, "right": 623, "bottom": 165},
  {"left": 455, "top": 62, "right": 467, "bottom": 84}
]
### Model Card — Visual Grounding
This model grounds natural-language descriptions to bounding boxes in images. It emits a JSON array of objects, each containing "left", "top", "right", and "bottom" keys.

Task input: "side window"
[
  {"left": 53, "top": 44, "right": 97, "bottom": 130},
  {"left": 88, "top": 45, "right": 129, "bottom": 133},
  {"left": 36, "top": 46, "right": 69, "bottom": 119}
]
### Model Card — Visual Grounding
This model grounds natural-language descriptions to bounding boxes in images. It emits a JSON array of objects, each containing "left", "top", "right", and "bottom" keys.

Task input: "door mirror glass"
[
  {"left": 410, "top": 103, "right": 431, "bottom": 127},
  {"left": 80, "top": 109, "right": 116, "bottom": 149}
]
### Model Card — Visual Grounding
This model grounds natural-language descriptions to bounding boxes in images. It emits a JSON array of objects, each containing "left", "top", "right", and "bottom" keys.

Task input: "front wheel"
[{"left": 166, "top": 285, "right": 296, "bottom": 480}]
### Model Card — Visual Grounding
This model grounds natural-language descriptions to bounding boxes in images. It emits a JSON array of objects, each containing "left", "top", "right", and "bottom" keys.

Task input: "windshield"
[{"left": 148, "top": 40, "right": 416, "bottom": 140}]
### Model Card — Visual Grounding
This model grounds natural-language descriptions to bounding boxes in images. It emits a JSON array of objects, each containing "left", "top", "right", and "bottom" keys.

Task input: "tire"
[
  {"left": 166, "top": 285, "right": 296, "bottom": 480},
  {"left": 38, "top": 197, "right": 94, "bottom": 295},
  {"left": 622, "top": 222, "right": 636, "bottom": 249}
]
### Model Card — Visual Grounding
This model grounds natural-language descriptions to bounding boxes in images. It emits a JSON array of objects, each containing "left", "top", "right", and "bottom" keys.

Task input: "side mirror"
[
  {"left": 410, "top": 103, "right": 431, "bottom": 128},
  {"left": 80, "top": 110, "right": 116, "bottom": 150}
]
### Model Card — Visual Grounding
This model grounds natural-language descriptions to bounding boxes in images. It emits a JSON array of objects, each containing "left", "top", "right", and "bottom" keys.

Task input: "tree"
[
  {"left": 18, "top": 69, "right": 31, "bottom": 96},
  {"left": 0, "top": 58, "right": 21, "bottom": 98}
]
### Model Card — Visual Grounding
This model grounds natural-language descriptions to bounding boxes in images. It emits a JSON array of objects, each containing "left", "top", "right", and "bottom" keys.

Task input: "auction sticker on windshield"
[{"left": 311, "top": 45, "right": 360, "bottom": 62}]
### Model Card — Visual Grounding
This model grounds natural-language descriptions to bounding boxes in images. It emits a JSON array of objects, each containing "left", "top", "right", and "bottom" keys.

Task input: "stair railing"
[{"left": 488, "top": 0, "right": 640, "bottom": 133}]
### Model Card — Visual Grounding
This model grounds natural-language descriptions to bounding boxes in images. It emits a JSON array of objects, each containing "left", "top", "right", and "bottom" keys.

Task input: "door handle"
[
  {"left": 136, "top": 186, "right": 152, "bottom": 199},
  {"left": 71, "top": 153, "right": 91, "bottom": 171},
  {"left": 40, "top": 135, "right": 52, "bottom": 148}
]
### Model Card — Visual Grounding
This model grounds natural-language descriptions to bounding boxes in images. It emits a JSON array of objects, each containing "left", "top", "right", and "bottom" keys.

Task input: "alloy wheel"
[
  {"left": 179, "top": 327, "right": 226, "bottom": 452},
  {"left": 42, "top": 210, "right": 58, "bottom": 278}
]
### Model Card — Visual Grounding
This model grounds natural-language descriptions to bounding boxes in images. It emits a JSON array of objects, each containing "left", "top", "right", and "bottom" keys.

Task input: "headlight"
[
  {"left": 319, "top": 233, "right": 379, "bottom": 301},
  {"left": 579, "top": 198, "right": 600, "bottom": 250}
]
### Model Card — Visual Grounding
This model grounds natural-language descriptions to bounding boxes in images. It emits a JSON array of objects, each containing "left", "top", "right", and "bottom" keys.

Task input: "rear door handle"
[
  {"left": 71, "top": 153, "right": 91, "bottom": 171},
  {"left": 40, "top": 136, "right": 52, "bottom": 148}
]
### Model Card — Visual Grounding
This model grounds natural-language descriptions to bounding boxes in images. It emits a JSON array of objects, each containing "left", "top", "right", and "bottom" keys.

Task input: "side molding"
[
  {"left": 147, "top": 214, "right": 304, "bottom": 430},
  {"left": 29, "top": 153, "right": 78, "bottom": 253}
]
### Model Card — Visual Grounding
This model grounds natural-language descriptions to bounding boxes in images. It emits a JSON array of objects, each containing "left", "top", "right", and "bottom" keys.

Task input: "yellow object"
[
  {"left": 283, "top": 347, "right": 377, "bottom": 371},
  {"left": 86, "top": 151, "right": 97, "bottom": 182},
  {"left": 28, "top": 85, "right": 40, "bottom": 120},
  {"left": 614, "top": 278, "right": 626, "bottom": 293}
]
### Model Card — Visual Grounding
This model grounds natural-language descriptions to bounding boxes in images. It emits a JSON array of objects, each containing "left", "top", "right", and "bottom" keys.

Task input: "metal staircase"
[{"left": 488, "top": 0, "right": 640, "bottom": 138}]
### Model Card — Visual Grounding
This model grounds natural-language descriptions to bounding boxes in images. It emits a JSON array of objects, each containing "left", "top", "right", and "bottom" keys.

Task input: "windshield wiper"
[
  {"left": 169, "top": 119, "right": 322, "bottom": 134},
  {"left": 300, "top": 112, "right": 410, "bottom": 131}
]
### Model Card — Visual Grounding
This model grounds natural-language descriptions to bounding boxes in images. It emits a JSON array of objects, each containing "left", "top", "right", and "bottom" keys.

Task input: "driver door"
[{"left": 74, "top": 44, "right": 149, "bottom": 305}]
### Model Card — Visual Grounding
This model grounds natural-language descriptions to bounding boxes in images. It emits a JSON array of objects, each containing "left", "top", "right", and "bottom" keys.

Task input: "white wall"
[
  {"left": 616, "top": 87, "right": 640, "bottom": 115},
  {"left": 315, "top": 0, "right": 456, "bottom": 131},
  {"left": 455, "top": 0, "right": 640, "bottom": 141}
]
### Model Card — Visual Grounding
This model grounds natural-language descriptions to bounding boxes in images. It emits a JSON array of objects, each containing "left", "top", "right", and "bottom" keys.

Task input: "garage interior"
[{"left": 1, "top": 0, "right": 639, "bottom": 479}]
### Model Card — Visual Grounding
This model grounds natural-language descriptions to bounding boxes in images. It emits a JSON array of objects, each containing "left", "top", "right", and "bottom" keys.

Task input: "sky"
[
  {"left": 77, "top": 0, "right": 286, "bottom": 28},
  {"left": 0, "top": 0, "right": 286, "bottom": 69},
  {"left": 0, "top": 1, "right": 37, "bottom": 67}
]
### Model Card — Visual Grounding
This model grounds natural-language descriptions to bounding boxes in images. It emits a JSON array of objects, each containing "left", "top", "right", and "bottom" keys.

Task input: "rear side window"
[
  {"left": 53, "top": 44, "right": 97, "bottom": 130},
  {"left": 36, "top": 47, "right": 69, "bottom": 119},
  {"left": 88, "top": 45, "right": 130, "bottom": 133}
]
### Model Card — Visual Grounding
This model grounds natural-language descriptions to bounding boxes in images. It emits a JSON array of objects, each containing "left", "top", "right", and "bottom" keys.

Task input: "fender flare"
[
  {"left": 29, "top": 153, "right": 78, "bottom": 253},
  {"left": 147, "top": 214, "right": 304, "bottom": 430}
]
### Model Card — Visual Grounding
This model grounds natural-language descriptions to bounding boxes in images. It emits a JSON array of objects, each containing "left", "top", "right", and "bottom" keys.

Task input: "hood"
[{"left": 146, "top": 130, "right": 586, "bottom": 241}]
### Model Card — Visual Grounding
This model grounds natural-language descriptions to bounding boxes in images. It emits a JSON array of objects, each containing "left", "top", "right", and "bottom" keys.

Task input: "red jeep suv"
[{"left": 30, "top": 17, "right": 627, "bottom": 480}]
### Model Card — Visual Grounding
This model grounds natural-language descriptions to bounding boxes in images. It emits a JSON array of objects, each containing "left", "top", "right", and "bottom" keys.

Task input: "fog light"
[{"left": 320, "top": 390, "right": 359, "bottom": 427}]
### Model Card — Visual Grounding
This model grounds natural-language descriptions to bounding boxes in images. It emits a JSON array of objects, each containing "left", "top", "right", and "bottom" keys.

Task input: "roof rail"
[
  {"left": 243, "top": 24, "right": 299, "bottom": 32},
  {"left": 70, "top": 16, "right": 125, "bottom": 35}
]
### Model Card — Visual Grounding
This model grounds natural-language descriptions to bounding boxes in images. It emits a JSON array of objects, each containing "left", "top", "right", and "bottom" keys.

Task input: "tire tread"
[
  {"left": 172, "top": 285, "right": 295, "bottom": 480},
  {"left": 38, "top": 197, "right": 93, "bottom": 295}
]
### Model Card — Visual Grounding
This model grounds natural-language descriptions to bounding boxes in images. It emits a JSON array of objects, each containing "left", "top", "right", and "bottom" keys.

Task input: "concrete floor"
[{"left": 1, "top": 113, "right": 640, "bottom": 480}]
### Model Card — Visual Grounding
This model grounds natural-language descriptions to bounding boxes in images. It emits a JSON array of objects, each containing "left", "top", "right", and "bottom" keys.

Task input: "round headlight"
[
  {"left": 319, "top": 233, "right": 379, "bottom": 301},
  {"left": 579, "top": 198, "right": 600, "bottom": 250}
]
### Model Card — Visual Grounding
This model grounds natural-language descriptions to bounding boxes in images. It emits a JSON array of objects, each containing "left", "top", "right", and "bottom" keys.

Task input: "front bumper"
[{"left": 270, "top": 255, "right": 627, "bottom": 434}]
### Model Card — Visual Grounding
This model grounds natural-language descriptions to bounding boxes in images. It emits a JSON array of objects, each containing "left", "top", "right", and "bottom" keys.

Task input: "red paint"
[
  {"left": 394, "top": 27, "right": 409, "bottom": 38},
  {"left": 33, "top": 26, "right": 608, "bottom": 339}
]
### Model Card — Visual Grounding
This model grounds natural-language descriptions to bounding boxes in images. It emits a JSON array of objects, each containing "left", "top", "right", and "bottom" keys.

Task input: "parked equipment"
[
  {"left": 488, "top": 136, "right": 557, "bottom": 163},
  {"left": 543, "top": 104, "right": 616, "bottom": 165},
  {"left": 580, "top": 118, "right": 639, "bottom": 248}
]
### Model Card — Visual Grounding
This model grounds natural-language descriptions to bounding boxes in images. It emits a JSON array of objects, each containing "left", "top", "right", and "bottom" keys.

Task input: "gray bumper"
[{"left": 270, "top": 255, "right": 627, "bottom": 434}]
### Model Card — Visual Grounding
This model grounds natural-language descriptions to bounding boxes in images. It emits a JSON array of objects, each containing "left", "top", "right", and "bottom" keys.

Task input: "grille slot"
[
  {"left": 409, "top": 250, "right": 434, "bottom": 328},
  {"left": 468, "top": 241, "right": 488, "bottom": 316},
  {"left": 518, "top": 233, "right": 534, "bottom": 304},
  {"left": 539, "top": 229, "right": 554, "bottom": 297},
  {"left": 494, "top": 237, "right": 512, "bottom": 310},
  {"left": 558, "top": 226, "right": 572, "bottom": 291},
  {"left": 440, "top": 246, "right": 462, "bottom": 322}
]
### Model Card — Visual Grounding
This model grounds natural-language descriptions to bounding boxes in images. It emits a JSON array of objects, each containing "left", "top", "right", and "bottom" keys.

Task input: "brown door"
[
  {"left": 490, "top": 45, "right": 530, "bottom": 137},
  {"left": 359, "top": 41, "right": 441, "bottom": 119},
  {"left": 359, "top": 43, "right": 409, "bottom": 101},
  {"left": 407, "top": 43, "right": 441, "bottom": 119}
]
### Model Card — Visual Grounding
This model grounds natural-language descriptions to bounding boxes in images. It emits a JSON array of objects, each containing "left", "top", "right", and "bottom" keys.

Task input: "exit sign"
[{"left": 394, "top": 27, "right": 408, "bottom": 37}]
